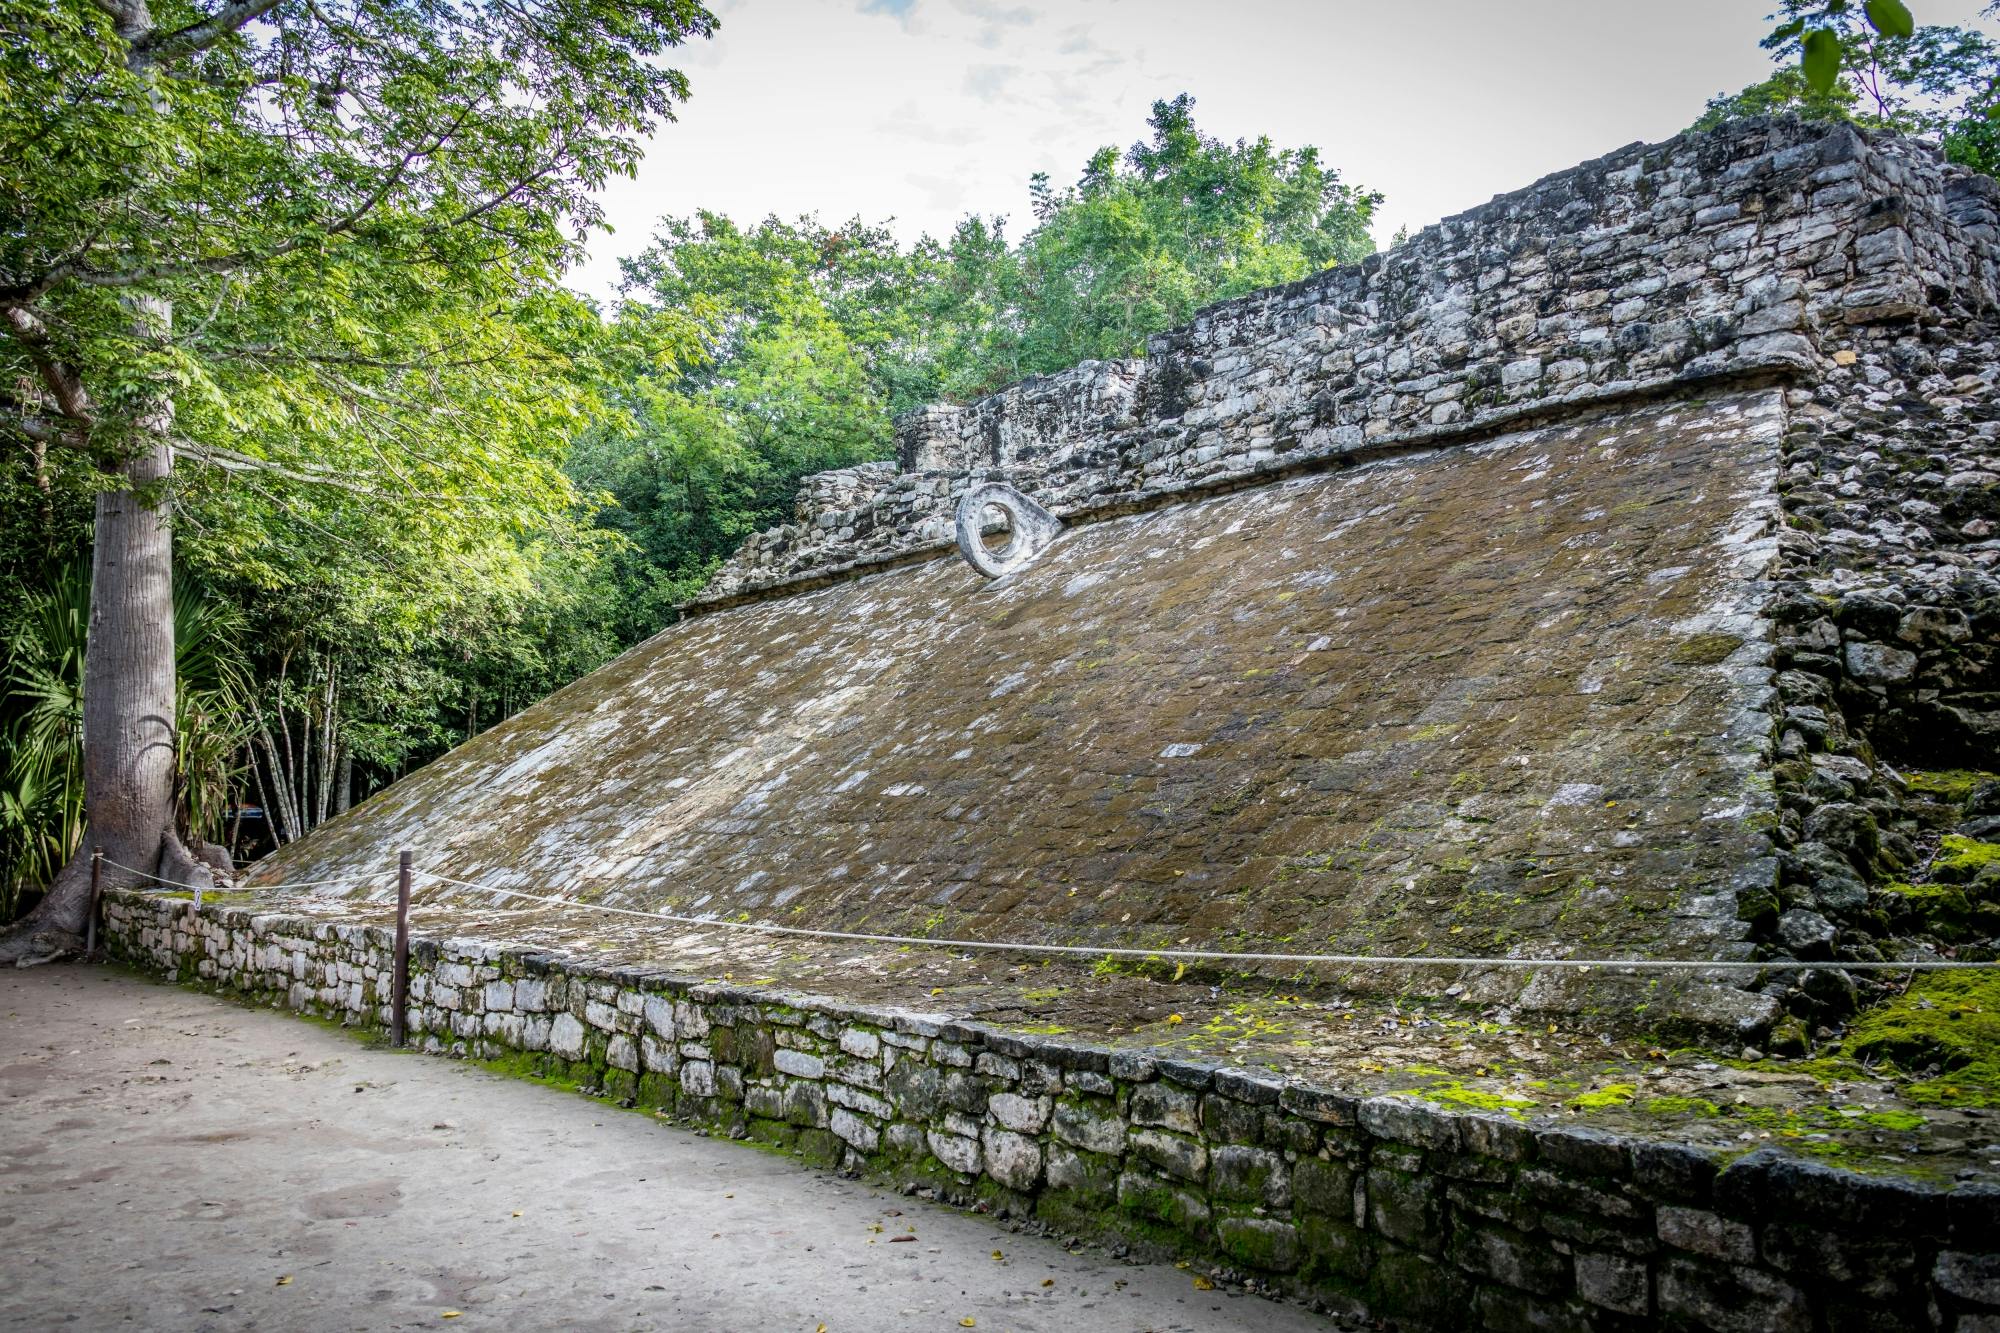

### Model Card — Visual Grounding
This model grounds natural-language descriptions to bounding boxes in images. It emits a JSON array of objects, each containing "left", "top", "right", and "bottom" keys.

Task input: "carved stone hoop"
[{"left": 954, "top": 483, "right": 1063, "bottom": 579}]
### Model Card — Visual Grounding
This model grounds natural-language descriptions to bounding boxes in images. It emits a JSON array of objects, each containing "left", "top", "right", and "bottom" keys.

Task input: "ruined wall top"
[{"left": 691, "top": 118, "right": 2000, "bottom": 611}]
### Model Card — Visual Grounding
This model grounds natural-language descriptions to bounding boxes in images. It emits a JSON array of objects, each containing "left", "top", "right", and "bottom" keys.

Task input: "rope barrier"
[
  {"left": 105, "top": 854, "right": 2000, "bottom": 974},
  {"left": 410, "top": 868, "right": 2000, "bottom": 973},
  {"left": 97, "top": 856, "right": 381, "bottom": 894}
]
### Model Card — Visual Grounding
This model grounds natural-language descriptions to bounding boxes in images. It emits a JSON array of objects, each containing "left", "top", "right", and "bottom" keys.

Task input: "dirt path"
[{"left": 0, "top": 965, "right": 1338, "bottom": 1332}]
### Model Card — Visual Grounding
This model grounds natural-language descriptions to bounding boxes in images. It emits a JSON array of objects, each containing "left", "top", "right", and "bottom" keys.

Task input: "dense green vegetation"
[{"left": 1697, "top": 0, "right": 2000, "bottom": 173}]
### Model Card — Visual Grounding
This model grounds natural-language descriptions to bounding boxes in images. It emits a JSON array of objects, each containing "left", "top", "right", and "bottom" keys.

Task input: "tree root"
[
  {"left": 1, "top": 823, "right": 204, "bottom": 967},
  {"left": 0, "top": 924, "right": 84, "bottom": 968},
  {"left": 160, "top": 830, "right": 218, "bottom": 893}
]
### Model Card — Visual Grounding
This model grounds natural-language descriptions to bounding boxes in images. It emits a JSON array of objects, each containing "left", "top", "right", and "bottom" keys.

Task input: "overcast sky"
[{"left": 568, "top": 0, "right": 1994, "bottom": 301}]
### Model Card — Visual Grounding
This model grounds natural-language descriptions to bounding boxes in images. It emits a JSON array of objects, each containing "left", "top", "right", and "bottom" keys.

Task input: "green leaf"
[
  {"left": 1863, "top": 0, "right": 1915, "bottom": 40},
  {"left": 1802, "top": 29, "right": 1843, "bottom": 95}
]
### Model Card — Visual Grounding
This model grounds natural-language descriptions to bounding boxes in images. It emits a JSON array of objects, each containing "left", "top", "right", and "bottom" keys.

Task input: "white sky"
[{"left": 568, "top": 0, "right": 1996, "bottom": 302}]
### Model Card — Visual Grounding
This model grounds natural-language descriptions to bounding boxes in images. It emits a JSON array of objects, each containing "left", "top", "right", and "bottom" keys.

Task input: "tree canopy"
[
  {"left": 583, "top": 96, "right": 1382, "bottom": 630},
  {"left": 1698, "top": 0, "right": 2000, "bottom": 174},
  {"left": 1, "top": 0, "right": 717, "bottom": 943}
]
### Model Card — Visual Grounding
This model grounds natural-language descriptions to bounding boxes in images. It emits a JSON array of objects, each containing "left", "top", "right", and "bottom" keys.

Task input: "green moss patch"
[
  {"left": 1568, "top": 1082, "right": 1637, "bottom": 1110},
  {"left": 1879, "top": 881, "right": 1992, "bottom": 939},
  {"left": 1903, "top": 770, "right": 1997, "bottom": 804},
  {"left": 1931, "top": 835, "right": 2000, "bottom": 886},
  {"left": 1839, "top": 971, "right": 2000, "bottom": 1108}
]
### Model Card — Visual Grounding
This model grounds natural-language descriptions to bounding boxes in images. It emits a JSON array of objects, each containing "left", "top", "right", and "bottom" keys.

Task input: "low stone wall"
[{"left": 105, "top": 889, "right": 2000, "bottom": 1332}]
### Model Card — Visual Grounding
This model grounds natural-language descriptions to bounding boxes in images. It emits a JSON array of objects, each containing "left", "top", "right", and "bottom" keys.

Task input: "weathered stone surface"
[
  {"left": 549, "top": 1012, "right": 585, "bottom": 1060},
  {"left": 1575, "top": 1249, "right": 1651, "bottom": 1316},
  {"left": 1128, "top": 1127, "right": 1207, "bottom": 1183},
  {"left": 980, "top": 1126, "right": 1043, "bottom": 1191}
]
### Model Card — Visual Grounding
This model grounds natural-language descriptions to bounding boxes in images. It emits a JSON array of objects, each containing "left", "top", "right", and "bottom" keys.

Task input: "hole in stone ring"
[{"left": 980, "top": 502, "right": 1016, "bottom": 556}]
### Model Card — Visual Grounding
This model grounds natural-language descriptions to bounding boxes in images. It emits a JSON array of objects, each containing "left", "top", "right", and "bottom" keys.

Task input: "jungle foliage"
[{"left": 1698, "top": 0, "right": 2000, "bottom": 174}]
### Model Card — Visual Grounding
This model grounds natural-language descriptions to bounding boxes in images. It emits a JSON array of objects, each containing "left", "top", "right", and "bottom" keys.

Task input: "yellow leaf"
[
  {"left": 1166, "top": 1013, "right": 1184, "bottom": 1025},
  {"left": 1172, "top": 962, "right": 1186, "bottom": 981},
  {"left": 1193, "top": 1275, "right": 1216, "bottom": 1291},
  {"left": 510, "top": 1211, "right": 522, "bottom": 1218},
  {"left": 441, "top": 1313, "right": 462, "bottom": 1321},
  {"left": 960, "top": 1320, "right": 977, "bottom": 1328},
  {"left": 930, "top": 988, "right": 942, "bottom": 996},
  {"left": 1040, "top": 1278, "right": 1054, "bottom": 1288},
  {"left": 817, "top": 1325, "right": 827, "bottom": 1332},
  {"left": 275, "top": 1276, "right": 292, "bottom": 1287},
  {"left": 990, "top": 1250, "right": 1003, "bottom": 1261}
]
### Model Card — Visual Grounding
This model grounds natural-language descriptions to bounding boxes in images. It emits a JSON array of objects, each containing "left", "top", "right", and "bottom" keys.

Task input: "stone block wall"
[
  {"left": 104, "top": 889, "right": 2000, "bottom": 1332},
  {"left": 692, "top": 118, "right": 1998, "bottom": 611}
]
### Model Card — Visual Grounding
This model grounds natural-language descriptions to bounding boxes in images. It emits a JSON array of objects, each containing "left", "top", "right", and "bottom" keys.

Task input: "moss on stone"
[
  {"left": 1839, "top": 971, "right": 2000, "bottom": 1108},
  {"left": 1931, "top": 835, "right": 2000, "bottom": 885},
  {"left": 1568, "top": 1082, "right": 1637, "bottom": 1110},
  {"left": 1879, "top": 881, "right": 1986, "bottom": 939},
  {"left": 1903, "top": 770, "right": 1997, "bottom": 803},
  {"left": 1669, "top": 633, "right": 1744, "bottom": 665},
  {"left": 1638, "top": 1095, "right": 1721, "bottom": 1117}
]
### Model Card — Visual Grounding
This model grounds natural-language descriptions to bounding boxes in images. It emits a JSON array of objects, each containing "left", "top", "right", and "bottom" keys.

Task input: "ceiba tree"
[{"left": 0, "top": 0, "right": 715, "bottom": 959}]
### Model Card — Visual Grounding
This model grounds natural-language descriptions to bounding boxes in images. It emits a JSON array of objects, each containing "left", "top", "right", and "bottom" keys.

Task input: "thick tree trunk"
[{"left": 1, "top": 296, "right": 178, "bottom": 963}]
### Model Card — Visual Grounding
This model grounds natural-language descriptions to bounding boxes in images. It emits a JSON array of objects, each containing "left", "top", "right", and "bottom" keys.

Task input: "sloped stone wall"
[
  {"left": 696, "top": 118, "right": 1997, "bottom": 611},
  {"left": 104, "top": 889, "right": 2000, "bottom": 1333}
]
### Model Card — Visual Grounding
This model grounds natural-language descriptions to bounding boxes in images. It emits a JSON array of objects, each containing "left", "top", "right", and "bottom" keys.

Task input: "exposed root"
[
  {"left": 0, "top": 925, "right": 83, "bottom": 968},
  {"left": 160, "top": 830, "right": 217, "bottom": 893}
]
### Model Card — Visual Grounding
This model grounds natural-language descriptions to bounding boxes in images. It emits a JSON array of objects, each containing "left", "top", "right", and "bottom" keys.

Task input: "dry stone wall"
[
  {"left": 697, "top": 118, "right": 1997, "bottom": 609},
  {"left": 104, "top": 889, "right": 2000, "bottom": 1333}
]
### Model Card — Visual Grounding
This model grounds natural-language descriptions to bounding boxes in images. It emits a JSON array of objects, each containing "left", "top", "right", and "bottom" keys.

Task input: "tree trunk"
[
  {"left": 334, "top": 747, "right": 353, "bottom": 817},
  {"left": 1, "top": 296, "right": 178, "bottom": 962}
]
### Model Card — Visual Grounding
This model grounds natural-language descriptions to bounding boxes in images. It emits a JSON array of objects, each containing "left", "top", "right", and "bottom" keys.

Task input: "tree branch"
[
  {"left": 130, "top": 0, "right": 284, "bottom": 69},
  {"left": 0, "top": 304, "right": 99, "bottom": 439}
]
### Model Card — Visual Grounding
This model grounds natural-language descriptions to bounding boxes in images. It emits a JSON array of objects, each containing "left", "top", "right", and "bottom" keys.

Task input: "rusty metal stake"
[
  {"left": 83, "top": 847, "right": 103, "bottom": 957},
  {"left": 391, "top": 850, "right": 412, "bottom": 1047}
]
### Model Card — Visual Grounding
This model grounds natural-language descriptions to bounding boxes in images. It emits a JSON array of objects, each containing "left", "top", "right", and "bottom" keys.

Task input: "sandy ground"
[{"left": 0, "top": 965, "right": 1337, "bottom": 1333}]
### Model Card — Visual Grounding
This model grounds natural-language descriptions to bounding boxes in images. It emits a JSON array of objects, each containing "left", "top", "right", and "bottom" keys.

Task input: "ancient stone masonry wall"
[
  {"left": 105, "top": 890, "right": 2000, "bottom": 1333},
  {"left": 1752, "top": 316, "right": 2000, "bottom": 1027},
  {"left": 695, "top": 118, "right": 1999, "bottom": 610}
]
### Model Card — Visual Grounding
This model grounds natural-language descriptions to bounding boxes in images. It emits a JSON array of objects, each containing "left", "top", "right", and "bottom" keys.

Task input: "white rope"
[
  {"left": 97, "top": 856, "right": 380, "bottom": 894},
  {"left": 411, "top": 868, "right": 2000, "bottom": 972}
]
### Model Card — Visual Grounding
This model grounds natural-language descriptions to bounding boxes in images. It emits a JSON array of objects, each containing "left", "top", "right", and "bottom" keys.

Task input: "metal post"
[
  {"left": 391, "top": 850, "right": 412, "bottom": 1048},
  {"left": 84, "top": 848, "right": 103, "bottom": 957}
]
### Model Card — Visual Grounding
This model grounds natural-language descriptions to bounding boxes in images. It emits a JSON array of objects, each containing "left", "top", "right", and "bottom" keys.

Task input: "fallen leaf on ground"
[
  {"left": 274, "top": 1276, "right": 292, "bottom": 1287},
  {"left": 990, "top": 1250, "right": 1003, "bottom": 1261},
  {"left": 1193, "top": 1275, "right": 1216, "bottom": 1291},
  {"left": 1040, "top": 1279, "right": 1054, "bottom": 1288},
  {"left": 959, "top": 1321, "right": 976, "bottom": 1328},
  {"left": 441, "top": 1313, "right": 462, "bottom": 1320}
]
